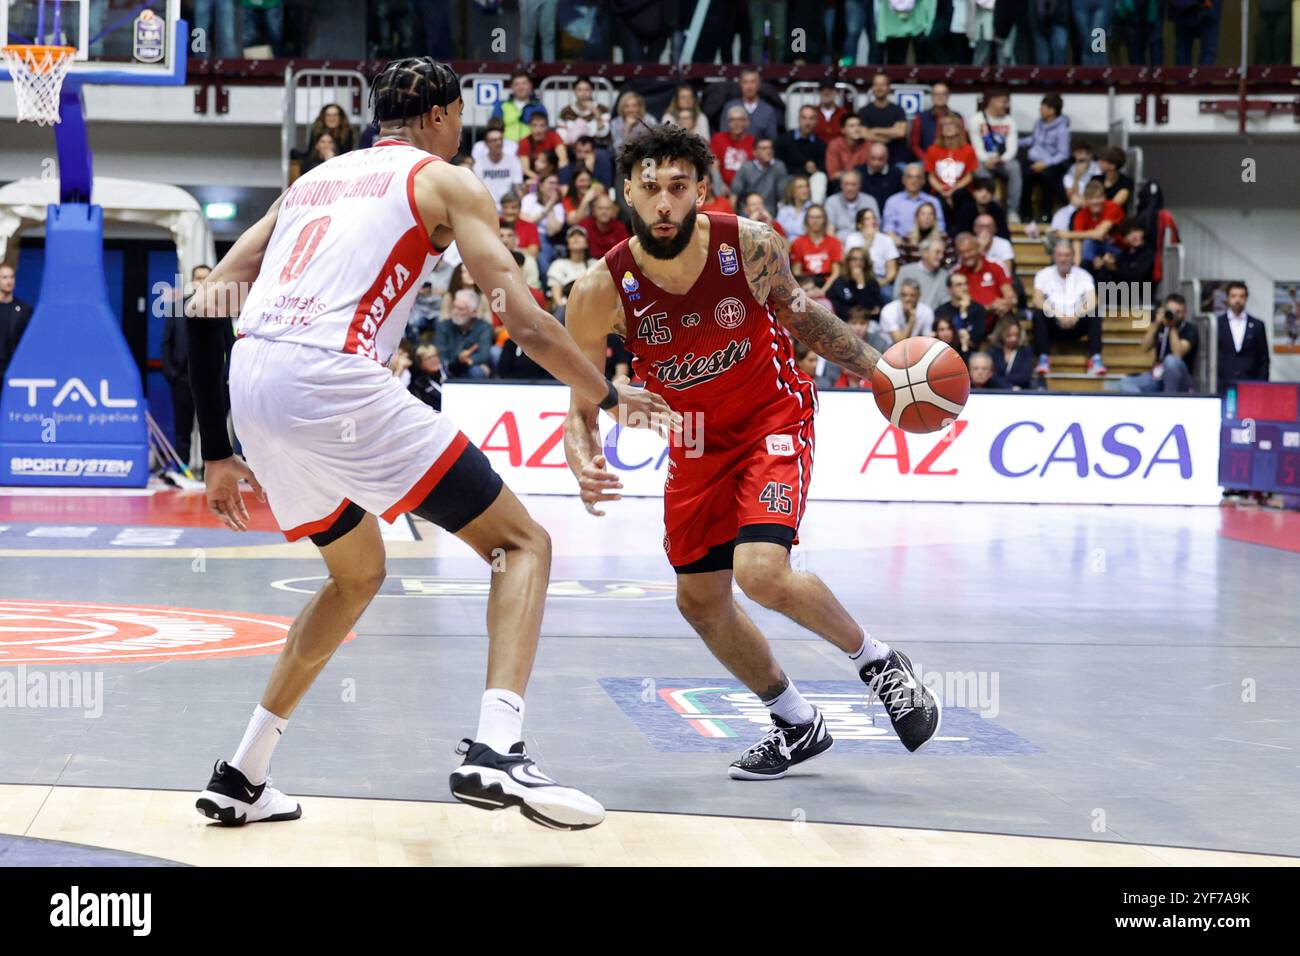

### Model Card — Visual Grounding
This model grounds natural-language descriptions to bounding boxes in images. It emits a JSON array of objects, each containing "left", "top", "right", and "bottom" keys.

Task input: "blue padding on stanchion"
[{"left": 0, "top": 203, "right": 148, "bottom": 487}]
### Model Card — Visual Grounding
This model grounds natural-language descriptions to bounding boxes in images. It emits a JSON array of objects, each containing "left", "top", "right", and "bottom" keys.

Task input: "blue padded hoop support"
[
  {"left": 54, "top": 84, "right": 92, "bottom": 203},
  {"left": 0, "top": 20, "right": 189, "bottom": 485},
  {"left": 0, "top": 204, "right": 149, "bottom": 486}
]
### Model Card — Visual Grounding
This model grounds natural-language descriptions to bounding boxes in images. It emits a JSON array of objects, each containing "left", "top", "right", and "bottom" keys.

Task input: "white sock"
[
  {"left": 476, "top": 689, "right": 525, "bottom": 753},
  {"left": 230, "top": 704, "right": 288, "bottom": 785},
  {"left": 763, "top": 681, "right": 815, "bottom": 725},
  {"left": 848, "top": 632, "right": 890, "bottom": 667}
]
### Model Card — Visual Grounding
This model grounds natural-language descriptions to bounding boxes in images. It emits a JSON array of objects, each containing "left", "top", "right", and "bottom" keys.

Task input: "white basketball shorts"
[{"left": 229, "top": 335, "right": 469, "bottom": 541}]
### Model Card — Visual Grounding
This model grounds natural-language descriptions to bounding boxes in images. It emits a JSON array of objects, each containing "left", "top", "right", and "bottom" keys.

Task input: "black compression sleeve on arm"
[{"left": 186, "top": 316, "right": 235, "bottom": 461}]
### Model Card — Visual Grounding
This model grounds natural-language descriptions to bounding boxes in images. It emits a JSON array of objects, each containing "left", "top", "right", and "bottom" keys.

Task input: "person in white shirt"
[
  {"left": 471, "top": 121, "right": 518, "bottom": 166},
  {"left": 1030, "top": 239, "right": 1105, "bottom": 377},
  {"left": 520, "top": 173, "right": 567, "bottom": 241},
  {"left": 974, "top": 214, "right": 1015, "bottom": 274},
  {"left": 842, "top": 207, "right": 900, "bottom": 291},
  {"left": 474, "top": 128, "right": 524, "bottom": 210},
  {"left": 556, "top": 76, "right": 611, "bottom": 144},
  {"left": 968, "top": 89, "right": 1022, "bottom": 223},
  {"left": 546, "top": 227, "right": 593, "bottom": 307},
  {"left": 880, "top": 279, "right": 936, "bottom": 341}
]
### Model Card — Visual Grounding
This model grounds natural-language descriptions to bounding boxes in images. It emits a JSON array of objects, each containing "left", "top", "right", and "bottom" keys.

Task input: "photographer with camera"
[{"left": 1119, "top": 293, "right": 1198, "bottom": 394}]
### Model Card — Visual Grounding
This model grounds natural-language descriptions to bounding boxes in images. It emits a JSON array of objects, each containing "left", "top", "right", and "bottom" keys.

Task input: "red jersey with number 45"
[{"left": 603, "top": 212, "right": 815, "bottom": 447}]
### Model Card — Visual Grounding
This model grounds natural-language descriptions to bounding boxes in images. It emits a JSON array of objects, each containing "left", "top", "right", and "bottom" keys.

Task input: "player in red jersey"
[{"left": 563, "top": 125, "right": 941, "bottom": 779}]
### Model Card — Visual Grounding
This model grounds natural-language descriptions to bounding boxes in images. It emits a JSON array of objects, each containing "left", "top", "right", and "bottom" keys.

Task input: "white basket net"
[{"left": 2, "top": 45, "right": 77, "bottom": 126}]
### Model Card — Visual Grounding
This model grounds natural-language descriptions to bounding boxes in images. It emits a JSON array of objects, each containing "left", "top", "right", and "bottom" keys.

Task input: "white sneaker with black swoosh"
[
  {"left": 728, "top": 709, "right": 834, "bottom": 780},
  {"left": 195, "top": 760, "right": 302, "bottom": 826},
  {"left": 449, "top": 739, "right": 605, "bottom": 831}
]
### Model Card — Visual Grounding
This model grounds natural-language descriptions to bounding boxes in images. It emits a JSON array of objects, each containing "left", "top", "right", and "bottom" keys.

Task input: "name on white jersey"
[{"left": 283, "top": 170, "right": 398, "bottom": 208}]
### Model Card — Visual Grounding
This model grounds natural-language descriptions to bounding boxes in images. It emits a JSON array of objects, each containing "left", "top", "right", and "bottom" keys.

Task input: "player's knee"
[
  {"left": 334, "top": 564, "right": 387, "bottom": 603},
  {"left": 676, "top": 587, "right": 722, "bottom": 628},
  {"left": 734, "top": 559, "right": 791, "bottom": 610},
  {"left": 521, "top": 519, "right": 552, "bottom": 564},
  {"left": 494, "top": 518, "right": 551, "bottom": 568}
]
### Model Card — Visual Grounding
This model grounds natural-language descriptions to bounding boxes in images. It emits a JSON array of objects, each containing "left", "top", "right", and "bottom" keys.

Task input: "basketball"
[{"left": 871, "top": 336, "right": 970, "bottom": 434}]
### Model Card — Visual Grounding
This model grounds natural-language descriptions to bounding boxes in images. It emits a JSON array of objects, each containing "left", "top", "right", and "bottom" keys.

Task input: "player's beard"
[{"left": 631, "top": 205, "right": 698, "bottom": 260}]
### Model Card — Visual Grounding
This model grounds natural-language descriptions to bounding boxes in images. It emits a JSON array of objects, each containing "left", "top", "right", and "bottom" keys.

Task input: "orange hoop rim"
[{"left": 2, "top": 44, "right": 78, "bottom": 75}]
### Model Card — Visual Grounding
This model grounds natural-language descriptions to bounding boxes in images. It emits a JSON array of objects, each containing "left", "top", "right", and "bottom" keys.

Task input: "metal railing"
[
  {"left": 538, "top": 74, "right": 617, "bottom": 134},
  {"left": 281, "top": 66, "right": 370, "bottom": 185}
]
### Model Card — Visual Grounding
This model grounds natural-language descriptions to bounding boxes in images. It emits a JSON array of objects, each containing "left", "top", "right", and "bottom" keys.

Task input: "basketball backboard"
[{"left": 2, "top": 0, "right": 183, "bottom": 85}]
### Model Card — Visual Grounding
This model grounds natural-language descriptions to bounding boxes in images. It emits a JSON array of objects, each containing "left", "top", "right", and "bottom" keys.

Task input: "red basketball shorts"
[{"left": 662, "top": 416, "right": 815, "bottom": 570}]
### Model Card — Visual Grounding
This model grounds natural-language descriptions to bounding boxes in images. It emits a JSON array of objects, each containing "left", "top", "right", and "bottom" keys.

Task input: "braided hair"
[{"left": 371, "top": 58, "right": 460, "bottom": 127}]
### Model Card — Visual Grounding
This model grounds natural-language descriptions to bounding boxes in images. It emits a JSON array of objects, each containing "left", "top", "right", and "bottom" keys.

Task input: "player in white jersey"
[{"left": 184, "top": 58, "right": 676, "bottom": 831}]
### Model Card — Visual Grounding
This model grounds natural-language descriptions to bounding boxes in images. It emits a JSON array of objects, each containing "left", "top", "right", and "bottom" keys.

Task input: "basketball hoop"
[{"left": 2, "top": 43, "right": 77, "bottom": 126}]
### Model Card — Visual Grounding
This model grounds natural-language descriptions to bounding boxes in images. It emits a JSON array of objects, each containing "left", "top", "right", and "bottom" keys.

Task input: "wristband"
[{"left": 598, "top": 380, "right": 619, "bottom": 411}]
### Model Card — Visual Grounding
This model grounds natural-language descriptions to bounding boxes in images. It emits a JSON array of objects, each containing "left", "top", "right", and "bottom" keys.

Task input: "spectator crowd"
[
  {"left": 336, "top": 70, "right": 1237, "bottom": 398},
  {"left": 189, "top": 1, "right": 1293, "bottom": 70}
]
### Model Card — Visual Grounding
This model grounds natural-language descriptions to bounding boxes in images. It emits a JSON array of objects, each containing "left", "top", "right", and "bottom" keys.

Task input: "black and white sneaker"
[
  {"left": 859, "top": 650, "right": 941, "bottom": 752},
  {"left": 728, "top": 709, "right": 834, "bottom": 780},
  {"left": 449, "top": 739, "right": 605, "bottom": 831},
  {"left": 195, "top": 760, "right": 302, "bottom": 826}
]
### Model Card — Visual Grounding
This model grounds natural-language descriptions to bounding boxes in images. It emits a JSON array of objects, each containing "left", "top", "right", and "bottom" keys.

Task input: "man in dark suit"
[
  {"left": 163, "top": 265, "right": 211, "bottom": 467},
  {"left": 1216, "top": 281, "right": 1270, "bottom": 395},
  {"left": 0, "top": 263, "right": 33, "bottom": 380}
]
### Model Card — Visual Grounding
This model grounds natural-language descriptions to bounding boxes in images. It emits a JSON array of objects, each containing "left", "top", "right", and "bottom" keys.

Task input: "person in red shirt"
[
  {"left": 710, "top": 107, "right": 755, "bottom": 195},
  {"left": 1061, "top": 180, "right": 1125, "bottom": 266},
  {"left": 953, "top": 231, "right": 1016, "bottom": 327},
  {"left": 812, "top": 80, "right": 850, "bottom": 144},
  {"left": 909, "top": 80, "right": 964, "bottom": 161},
  {"left": 578, "top": 193, "right": 631, "bottom": 259},
  {"left": 825, "top": 114, "right": 873, "bottom": 187},
  {"left": 924, "top": 114, "right": 977, "bottom": 216},
  {"left": 499, "top": 191, "right": 540, "bottom": 258},
  {"left": 517, "top": 112, "right": 569, "bottom": 182},
  {"left": 789, "top": 205, "right": 843, "bottom": 296}
]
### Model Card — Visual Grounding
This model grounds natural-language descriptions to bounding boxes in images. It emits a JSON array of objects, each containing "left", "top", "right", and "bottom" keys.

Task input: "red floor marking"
[
  {"left": 0, "top": 489, "right": 283, "bottom": 534},
  {"left": 1218, "top": 505, "right": 1300, "bottom": 554},
  {"left": 0, "top": 600, "right": 353, "bottom": 663}
]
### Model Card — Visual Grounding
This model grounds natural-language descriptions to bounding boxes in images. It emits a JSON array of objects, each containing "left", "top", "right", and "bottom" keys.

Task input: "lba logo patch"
[
  {"left": 0, "top": 600, "right": 350, "bottom": 664},
  {"left": 714, "top": 296, "right": 745, "bottom": 329},
  {"left": 717, "top": 242, "right": 739, "bottom": 276}
]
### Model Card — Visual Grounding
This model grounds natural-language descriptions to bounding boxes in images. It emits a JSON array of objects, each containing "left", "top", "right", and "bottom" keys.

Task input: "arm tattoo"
[{"left": 738, "top": 217, "right": 881, "bottom": 380}]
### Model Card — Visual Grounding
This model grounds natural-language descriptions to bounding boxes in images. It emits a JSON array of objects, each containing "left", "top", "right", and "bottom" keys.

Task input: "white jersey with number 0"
[{"left": 238, "top": 139, "right": 443, "bottom": 362}]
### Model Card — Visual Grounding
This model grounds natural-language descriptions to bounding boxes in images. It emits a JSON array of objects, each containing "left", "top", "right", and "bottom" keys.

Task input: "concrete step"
[{"left": 1043, "top": 372, "right": 1123, "bottom": 393}]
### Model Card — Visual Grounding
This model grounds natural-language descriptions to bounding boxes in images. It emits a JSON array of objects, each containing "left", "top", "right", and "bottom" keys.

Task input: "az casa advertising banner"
[{"left": 444, "top": 383, "right": 1223, "bottom": 506}]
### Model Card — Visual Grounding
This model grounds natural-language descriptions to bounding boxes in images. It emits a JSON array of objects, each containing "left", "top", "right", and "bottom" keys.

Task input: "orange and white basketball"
[{"left": 871, "top": 336, "right": 970, "bottom": 434}]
